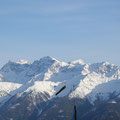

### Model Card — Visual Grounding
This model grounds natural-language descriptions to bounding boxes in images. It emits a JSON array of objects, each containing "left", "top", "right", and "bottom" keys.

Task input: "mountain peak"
[
  {"left": 69, "top": 59, "right": 85, "bottom": 65},
  {"left": 39, "top": 56, "right": 59, "bottom": 63},
  {"left": 16, "top": 60, "right": 30, "bottom": 64}
]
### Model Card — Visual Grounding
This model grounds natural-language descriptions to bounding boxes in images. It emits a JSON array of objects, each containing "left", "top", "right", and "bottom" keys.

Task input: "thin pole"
[
  {"left": 74, "top": 104, "right": 77, "bottom": 120},
  {"left": 72, "top": 85, "right": 77, "bottom": 120}
]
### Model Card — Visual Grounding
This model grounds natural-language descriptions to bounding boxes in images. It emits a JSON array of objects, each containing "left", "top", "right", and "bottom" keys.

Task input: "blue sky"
[{"left": 0, "top": 0, "right": 120, "bottom": 67}]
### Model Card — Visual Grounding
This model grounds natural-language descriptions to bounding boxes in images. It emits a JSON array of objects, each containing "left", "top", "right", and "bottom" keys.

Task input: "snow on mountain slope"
[
  {"left": 69, "top": 72, "right": 120, "bottom": 103},
  {"left": 24, "top": 81, "right": 60, "bottom": 98},
  {"left": 0, "top": 56, "right": 120, "bottom": 106},
  {"left": 0, "top": 82, "right": 22, "bottom": 106},
  {"left": 0, "top": 56, "right": 59, "bottom": 83},
  {"left": 0, "top": 61, "right": 31, "bottom": 83}
]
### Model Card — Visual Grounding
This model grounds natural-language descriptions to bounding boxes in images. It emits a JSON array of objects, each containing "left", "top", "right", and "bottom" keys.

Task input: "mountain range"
[{"left": 0, "top": 56, "right": 120, "bottom": 120}]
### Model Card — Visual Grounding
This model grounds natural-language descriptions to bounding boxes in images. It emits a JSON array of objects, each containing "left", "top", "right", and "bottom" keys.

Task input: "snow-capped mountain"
[{"left": 0, "top": 56, "right": 120, "bottom": 120}]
